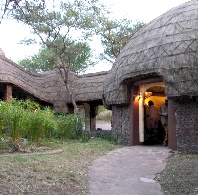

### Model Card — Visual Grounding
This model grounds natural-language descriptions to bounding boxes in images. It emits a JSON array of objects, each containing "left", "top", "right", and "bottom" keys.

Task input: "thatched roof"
[
  {"left": 0, "top": 53, "right": 107, "bottom": 112},
  {"left": 70, "top": 71, "right": 108, "bottom": 103},
  {"left": 0, "top": 54, "right": 68, "bottom": 112},
  {"left": 103, "top": 0, "right": 198, "bottom": 106}
]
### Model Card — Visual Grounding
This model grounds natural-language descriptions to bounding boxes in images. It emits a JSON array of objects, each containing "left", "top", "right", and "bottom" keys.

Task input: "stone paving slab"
[{"left": 89, "top": 146, "right": 171, "bottom": 195}]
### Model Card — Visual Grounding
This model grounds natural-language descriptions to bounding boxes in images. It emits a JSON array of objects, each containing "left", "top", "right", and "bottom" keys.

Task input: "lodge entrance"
[
  {"left": 130, "top": 80, "right": 177, "bottom": 150},
  {"left": 138, "top": 82, "right": 166, "bottom": 145},
  {"left": 143, "top": 86, "right": 166, "bottom": 145}
]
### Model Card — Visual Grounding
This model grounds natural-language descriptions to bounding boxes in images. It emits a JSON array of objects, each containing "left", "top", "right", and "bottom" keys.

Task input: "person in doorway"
[
  {"left": 147, "top": 100, "right": 158, "bottom": 130},
  {"left": 146, "top": 100, "right": 159, "bottom": 144},
  {"left": 159, "top": 99, "right": 168, "bottom": 146}
]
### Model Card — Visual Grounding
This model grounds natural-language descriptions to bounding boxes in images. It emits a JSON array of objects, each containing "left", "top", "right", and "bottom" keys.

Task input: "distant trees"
[{"left": 19, "top": 42, "right": 94, "bottom": 74}]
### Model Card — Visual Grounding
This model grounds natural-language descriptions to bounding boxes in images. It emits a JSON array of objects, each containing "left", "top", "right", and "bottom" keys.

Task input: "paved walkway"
[{"left": 89, "top": 146, "right": 171, "bottom": 195}]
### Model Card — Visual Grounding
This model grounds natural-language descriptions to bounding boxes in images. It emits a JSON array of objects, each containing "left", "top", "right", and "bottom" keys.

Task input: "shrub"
[
  {"left": 0, "top": 99, "right": 84, "bottom": 148},
  {"left": 0, "top": 99, "right": 56, "bottom": 146},
  {"left": 0, "top": 101, "right": 6, "bottom": 138},
  {"left": 10, "top": 98, "right": 40, "bottom": 111},
  {"left": 24, "top": 108, "right": 57, "bottom": 144},
  {"left": 56, "top": 114, "right": 83, "bottom": 140}
]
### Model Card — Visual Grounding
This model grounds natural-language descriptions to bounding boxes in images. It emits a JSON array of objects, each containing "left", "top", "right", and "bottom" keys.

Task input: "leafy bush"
[
  {"left": 0, "top": 99, "right": 56, "bottom": 147},
  {"left": 0, "top": 99, "right": 85, "bottom": 149},
  {"left": 24, "top": 109, "right": 57, "bottom": 144},
  {"left": 56, "top": 114, "right": 83, "bottom": 140},
  {"left": 10, "top": 98, "right": 40, "bottom": 111},
  {"left": 0, "top": 101, "right": 6, "bottom": 138}
]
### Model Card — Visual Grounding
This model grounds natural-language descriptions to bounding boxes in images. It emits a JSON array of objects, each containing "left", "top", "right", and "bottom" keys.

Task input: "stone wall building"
[{"left": 103, "top": 0, "right": 198, "bottom": 153}]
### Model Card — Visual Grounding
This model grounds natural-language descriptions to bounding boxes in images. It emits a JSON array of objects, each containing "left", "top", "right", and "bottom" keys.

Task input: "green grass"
[
  {"left": 0, "top": 139, "right": 121, "bottom": 195},
  {"left": 156, "top": 153, "right": 198, "bottom": 195}
]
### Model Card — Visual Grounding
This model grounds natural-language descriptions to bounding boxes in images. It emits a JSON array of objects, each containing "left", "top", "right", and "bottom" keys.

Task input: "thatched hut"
[
  {"left": 103, "top": 0, "right": 198, "bottom": 153},
  {"left": 0, "top": 49, "right": 107, "bottom": 131}
]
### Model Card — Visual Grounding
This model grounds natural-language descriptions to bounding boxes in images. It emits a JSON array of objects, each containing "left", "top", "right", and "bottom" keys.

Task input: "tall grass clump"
[
  {"left": 0, "top": 100, "right": 27, "bottom": 151},
  {"left": 0, "top": 101, "right": 6, "bottom": 139},
  {"left": 0, "top": 99, "right": 87, "bottom": 152},
  {"left": 24, "top": 108, "right": 57, "bottom": 144},
  {"left": 0, "top": 99, "right": 57, "bottom": 150}
]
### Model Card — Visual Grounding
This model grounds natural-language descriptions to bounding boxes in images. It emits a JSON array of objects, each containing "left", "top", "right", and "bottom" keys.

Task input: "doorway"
[
  {"left": 130, "top": 80, "right": 177, "bottom": 149},
  {"left": 138, "top": 82, "right": 166, "bottom": 145},
  {"left": 143, "top": 86, "right": 166, "bottom": 145}
]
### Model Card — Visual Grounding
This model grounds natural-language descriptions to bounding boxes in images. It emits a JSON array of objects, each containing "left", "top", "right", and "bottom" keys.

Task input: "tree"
[
  {"left": 97, "top": 19, "right": 145, "bottom": 63},
  {"left": 12, "top": 0, "right": 101, "bottom": 113},
  {"left": 19, "top": 41, "right": 94, "bottom": 74},
  {"left": 11, "top": 0, "right": 145, "bottom": 113},
  {"left": 70, "top": 1, "right": 145, "bottom": 63},
  {"left": 80, "top": 4, "right": 145, "bottom": 63},
  {"left": 0, "top": 0, "right": 45, "bottom": 23}
]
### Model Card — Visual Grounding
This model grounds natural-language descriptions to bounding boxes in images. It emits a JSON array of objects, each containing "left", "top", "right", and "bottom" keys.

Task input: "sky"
[{"left": 0, "top": 0, "right": 189, "bottom": 73}]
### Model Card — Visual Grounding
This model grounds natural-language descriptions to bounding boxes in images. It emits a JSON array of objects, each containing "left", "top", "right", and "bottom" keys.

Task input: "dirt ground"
[
  {"left": 0, "top": 138, "right": 197, "bottom": 195},
  {"left": 0, "top": 140, "right": 119, "bottom": 195}
]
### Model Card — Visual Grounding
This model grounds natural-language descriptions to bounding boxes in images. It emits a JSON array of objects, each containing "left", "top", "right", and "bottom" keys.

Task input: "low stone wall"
[
  {"left": 84, "top": 130, "right": 112, "bottom": 139},
  {"left": 174, "top": 96, "right": 198, "bottom": 153},
  {"left": 111, "top": 105, "right": 130, "bottom": 144}
]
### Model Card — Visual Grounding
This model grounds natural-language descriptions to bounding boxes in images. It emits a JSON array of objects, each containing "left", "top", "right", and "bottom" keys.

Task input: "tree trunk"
[{"left": 54, "top": 58, "right": 78, "bottom": 114}]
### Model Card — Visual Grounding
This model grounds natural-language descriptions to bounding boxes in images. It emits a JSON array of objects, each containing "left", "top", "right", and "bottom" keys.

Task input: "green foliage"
[
  {"left": 80, "top": 132, "right": 91, "bottom": 143},
  {"left": 9, "top": 98, "right": 40, "bottom": 111},
  {"left": 56, "top": 114, "right": 83, "bottom": 140},
  {"left": 0, "top": 99, "right": 84, "bottom": 147},
  {"left": 0, "top": 100, "right": 27, "bottom": 150},
  {"left": 103, "top": 134, "right": 119, "bottom": 144},
  {"left": 19, "top": 48, "right": 55, "bottom": 73},
  {"left": 98, "top": 105, "right": 106, "bottom": 113},
  {"left": 0, "top": 101, "right": 6, "bottom": 138},
  {"left": 97, "top": 19, "right": 145, "bottom": 62},
  {"left": 13, "top": 1, "right": 97, "bottom": 73},
  {"left": 12, "top": 0, "right": 144, "bottom": 72},
  {"left": 0, "top": 99, "right": 120, "bottom": 153},
  {"left": 6, "top": 106, "right": 25, "bottom": 142},
  {"left": 10, "top": 100, "right": 56, "bottom": 144},
  {"left": 19, "top": 42, "right": 95, "bottom": 74},
  {"left": 24, "top": 109, "right": 56, "bottom": 144}
]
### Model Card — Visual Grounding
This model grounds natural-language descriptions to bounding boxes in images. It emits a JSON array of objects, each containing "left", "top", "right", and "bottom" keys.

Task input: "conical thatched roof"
[{"left": 103, "top": 0, "right": 198, "bottom": 106}]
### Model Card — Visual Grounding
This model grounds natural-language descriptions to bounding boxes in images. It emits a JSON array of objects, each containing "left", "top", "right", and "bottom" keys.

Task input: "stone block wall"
[
  {"left": 174, "top": 96, "right": 198, "bottom": 153},
  {"left": 111, "top": 105, "right": 130, "bottom": 144}
]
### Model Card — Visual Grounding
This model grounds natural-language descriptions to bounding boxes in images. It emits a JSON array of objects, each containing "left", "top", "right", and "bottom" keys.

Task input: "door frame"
[{"left": 129, "top": 78, "right": 177, "bottom": 150}]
